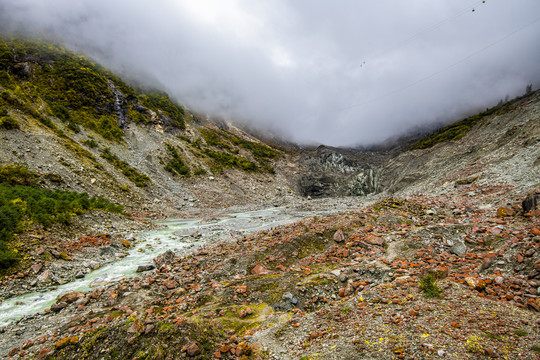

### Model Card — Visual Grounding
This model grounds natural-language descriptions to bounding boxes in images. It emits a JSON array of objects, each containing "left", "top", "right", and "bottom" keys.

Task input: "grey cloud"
[{"left": 1, "top": 0, "right": 539, "bottom": 146}]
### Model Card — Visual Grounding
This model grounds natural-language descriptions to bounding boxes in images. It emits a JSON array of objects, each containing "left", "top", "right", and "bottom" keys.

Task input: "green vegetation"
[
  {"left": 203, "top": 148, "right": 257, "bottom": 173},
  {"left": 410, "top": 105, "right": 506, "bottom": 150},
  {"left": 0, "top": 37, "right": 186, "bottom": 141},
  {"left": 0, "top": 164, "right": 39, "bottom": 186},
  {"left": 83, "top": 138, "right": 98, "bottom": 148},
  {"left": 194, "top": 168, "right": 207, "bottom": 176},
  {"left": 198, "top": 128, "right": 280, "bottom": 173},
  {"left": 139, "top": 92, "right": 185, "bottom": 129},
  {"left": 0, "top": 164, "right": 123, "bottom": 269},
  {"left": 164, "top": 143, "right": 190, "bottom": 177},
  {"left": 418, "top": 273, "right": 442, "bottom": 298},
  {"left": 0, "top": 108, "right": 18, "bottom": 129},
  {"left": 200, "top": 128, "right": 232, "bottom": 150},
  {"left": 101, "top": 148, "right": 150, "bottom": 187}
]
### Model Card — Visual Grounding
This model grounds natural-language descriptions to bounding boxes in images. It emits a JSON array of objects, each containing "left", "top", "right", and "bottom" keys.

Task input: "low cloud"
[{"left": 1, "top": 0, "right": 539, "bottom": 146}]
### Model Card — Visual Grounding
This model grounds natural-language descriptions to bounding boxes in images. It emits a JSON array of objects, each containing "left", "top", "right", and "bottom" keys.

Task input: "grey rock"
[
  {"left": 450, "top": 241, "right": 467, "bottom": 256},
  {"left": 153, "top": 250, "right": 175, "bottom": 269},
  {"left": 136, "top": 264, "right": 156, "bottom": 272}
]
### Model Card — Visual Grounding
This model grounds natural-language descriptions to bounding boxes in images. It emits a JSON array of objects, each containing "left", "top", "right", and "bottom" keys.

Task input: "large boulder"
[{"left": 153, "top": 250, "right": 175, "bottom": 269}]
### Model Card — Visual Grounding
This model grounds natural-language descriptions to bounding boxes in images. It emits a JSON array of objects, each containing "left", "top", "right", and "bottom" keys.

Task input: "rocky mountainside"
[
  {"left": 296, "top": 89, "right": 540, "bottom": 201},
  {"left": 0, "top": 37, "right": 539, "bottom": 360},
  {"left": 0, "top": 37, "right": 300, "bottom": 215}
]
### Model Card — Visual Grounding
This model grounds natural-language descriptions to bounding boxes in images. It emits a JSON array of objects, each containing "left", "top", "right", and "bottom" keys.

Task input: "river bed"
[{"left": 0, "top": 206, "right": 302, "bottom": 327}]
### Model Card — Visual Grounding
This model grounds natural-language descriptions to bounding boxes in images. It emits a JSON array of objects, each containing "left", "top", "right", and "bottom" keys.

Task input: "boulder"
[
  {"left": 333, "top": 230, "right": 345, "bottom": 243},
  {"left": 251, "top": 264, "right": 269, "bottom": 275},
  {"left": 57, "top": 291, "right": 85, "bottom": 304},
  {"left": 31, "top": 263, "right": 43, "bottom": 274},
  {"left": 153, "top": 250, "right": 175, "bottom": 269},
  {"left": 184, "top": 343, "right": 201, "bottom": 357},
  {"left": 522, "top": 193, "right": 540, "bottom": 213},
  {"left": 450, "top": 240, "right": 467, "bottom": 256},
  {"left": 136, "top": 264, "right": 156, "bottom": 272}
]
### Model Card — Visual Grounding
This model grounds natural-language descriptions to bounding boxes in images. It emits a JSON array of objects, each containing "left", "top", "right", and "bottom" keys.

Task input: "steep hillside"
[
  {"left": 295, "top": 89, "right": 540, "bottom": 201},
  {"left": 0, "top": 37, "right": 294, "bottom": 214},
  {"left": 379, "top": 90, "right": 540, "bottom": 196}
]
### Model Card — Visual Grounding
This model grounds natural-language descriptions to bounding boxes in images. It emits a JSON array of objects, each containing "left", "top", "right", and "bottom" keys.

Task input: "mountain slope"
[{"left": 0, "top": 37, "right": 292, "bottom": 214}]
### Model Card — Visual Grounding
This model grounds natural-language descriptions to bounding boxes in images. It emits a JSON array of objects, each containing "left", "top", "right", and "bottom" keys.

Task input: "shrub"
[
  {"left": 164, "top": 143, "right": 190, "bottom": 177},
  {"left": 0, "top": 164, "right": 39, "bottom": 186},
  {"left": 101, "top": 148, "right": 150, "bottom": 187},
  {"left": 0, "top": 116, "right": 18, "bottom": 130},
  {"left": 83, "top": 138, "right": 98, "bottom": 148},
  {"left": 50, "top": 104, "right": 70, "bottom": 121},
  {"left": 203, "top": 149, "right": 257, "bottom": 172},
  {"left": 139, "top": 92, "right": 185, "bottom": 130},
  {"left": 418, "top": 273, "right": 442, "bottom": 298},
  {"left": 0, "top": 179, "right": 123, "bottom": 269},
  {"left": 194, "top": 168, "right": 207, "bottom": 176}
]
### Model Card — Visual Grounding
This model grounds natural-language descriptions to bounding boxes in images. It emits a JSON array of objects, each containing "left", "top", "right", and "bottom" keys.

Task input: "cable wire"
[{"left": 341, "top": 14, "right": 540, "bottom": 111}]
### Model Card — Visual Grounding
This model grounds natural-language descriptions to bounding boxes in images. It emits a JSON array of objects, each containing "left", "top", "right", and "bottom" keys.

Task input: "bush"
[
  {"left": 0, "top": 116, "right": 18, "bottom": 130},
  {"left": 0, "top": 164, "right": 39, "bottom": 186},
  {"left": 203, "top": 149, "right": 257, "bottom": 172},
  {"left": 164, "top": 143, "right": 190, "bottom": 177},
  {"left": 139, "top": 92, "right": 185, "bottom": 129},
  {"left": 418, "top": 274, "right": 442, "bottom": 298},
  {"left": 50, "top": 104, "right": 71, "bottom": 121},
  {"left": 0, "top": 165, "right": 124, "bottom": 269},
  {"left": 101, "top": 148, "right": 150, "bottom": 187}
]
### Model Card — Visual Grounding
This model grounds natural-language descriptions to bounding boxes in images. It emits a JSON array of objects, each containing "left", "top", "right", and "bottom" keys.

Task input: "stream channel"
[{"left": 0, "top": 206, "right": 303, "bottom": 327}]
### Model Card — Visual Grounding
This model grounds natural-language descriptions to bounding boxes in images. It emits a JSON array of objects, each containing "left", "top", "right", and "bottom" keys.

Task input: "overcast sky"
[{"left": 1, "top": 0, "right": 540, "bottom": 146}]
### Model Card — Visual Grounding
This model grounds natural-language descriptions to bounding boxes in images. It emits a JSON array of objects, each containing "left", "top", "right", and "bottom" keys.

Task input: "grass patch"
[
  {"left": 164, "top": 143, "right": 190, "bottom": 177},
  {"left": 100, "top": 148, "right": 150, "bottom": 187},
  {"left": 418, "top": 273, "right": 442, "bottom": 298}
]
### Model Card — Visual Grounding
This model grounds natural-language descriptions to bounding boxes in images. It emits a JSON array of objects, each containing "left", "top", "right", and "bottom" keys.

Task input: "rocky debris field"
[
  {"left": 0, "top": 211, "right": 156, "bottom": 302},
  {"left": 2, "top": 183, "right": 539, "bottom": 360}
]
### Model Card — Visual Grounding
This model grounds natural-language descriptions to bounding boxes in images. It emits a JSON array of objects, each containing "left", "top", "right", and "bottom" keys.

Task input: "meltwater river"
[{"left": 0, "top": 207, "right": 302, "bottom": 327}]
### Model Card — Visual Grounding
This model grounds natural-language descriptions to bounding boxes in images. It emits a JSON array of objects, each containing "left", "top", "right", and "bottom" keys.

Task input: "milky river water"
[{"left": 0, "top": 207, "right": 301, "bottom": 327}]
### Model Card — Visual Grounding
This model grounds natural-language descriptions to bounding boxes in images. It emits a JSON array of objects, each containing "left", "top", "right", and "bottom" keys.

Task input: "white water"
[{"left": 0, "top": 207, "right": 300, "bottom": 327}]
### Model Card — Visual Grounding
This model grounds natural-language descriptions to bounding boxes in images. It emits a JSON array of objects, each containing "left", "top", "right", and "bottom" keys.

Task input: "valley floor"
[{"left": 1, "top": 181, "right": 539, "bottom": 359}]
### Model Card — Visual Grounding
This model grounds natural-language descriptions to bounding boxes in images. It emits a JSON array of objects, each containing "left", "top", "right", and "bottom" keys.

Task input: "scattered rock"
[
  {"left": 50, "top": 302, "right": 68, "bottom": 312},
  {"left": 153, "top": 250, "right": 175, "bottom": 269},
  {"left": 31, "top": 263, "right": 43, "bottom": 274},
  {"left": 251, "top": 264, "right": 269, "bottom": 275},
  {"left": 184, "top": 342, "right": 201, "bottom": 357},
  {"left": 136, "top": 264, "right": 156, "bottom": 272},
  {"left": 57, "top": 291, "right": 85, "bottom": 304},
  {"left": 127, "top": 318, "right": 145, "bottom": 333},
  {"left": 333, "top": 230, "right": 345, "bottom": 243},
  {"left": 497, "top": 207, "right": 515, "bottom": 217},
  {"left": 450, "top": 240, "right": 467, "bottom": 256},
  {"left": 120, "top": 238, "right": 132, "bottom": 248}
]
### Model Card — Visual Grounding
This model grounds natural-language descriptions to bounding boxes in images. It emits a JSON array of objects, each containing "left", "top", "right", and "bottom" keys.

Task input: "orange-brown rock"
[{"left": 251, "top": 264, "right": 269, "bottom": 275}]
